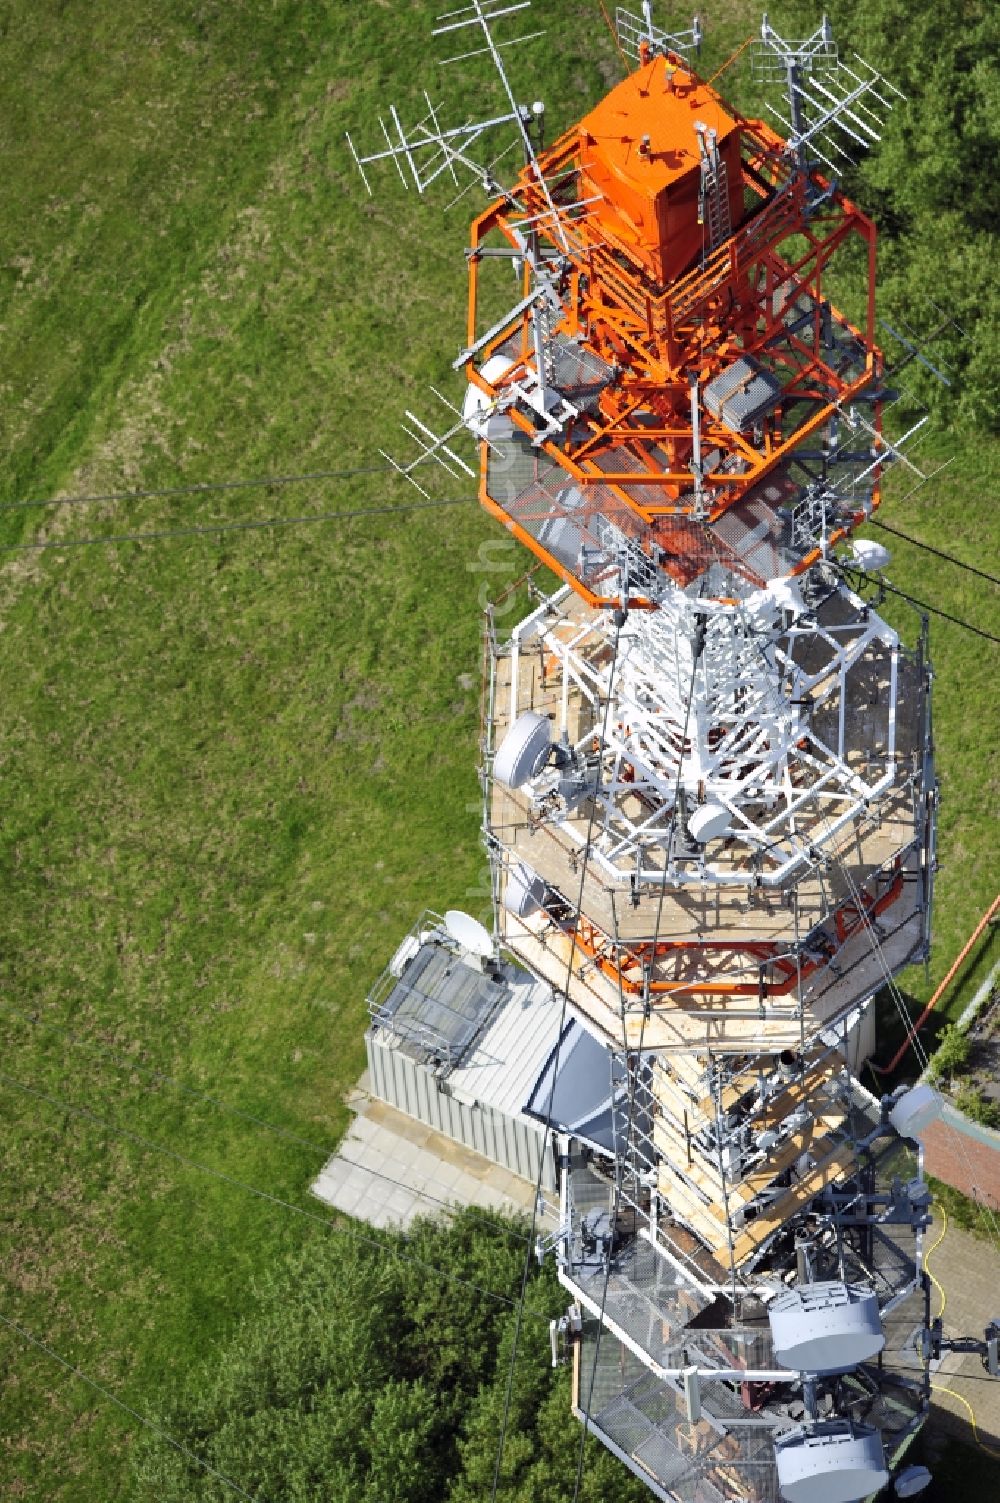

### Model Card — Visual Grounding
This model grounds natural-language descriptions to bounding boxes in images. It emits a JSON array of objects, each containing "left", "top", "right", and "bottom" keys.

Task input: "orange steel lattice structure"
[{"left": 462, "top": 49, "right": 884, "bottom": 608}]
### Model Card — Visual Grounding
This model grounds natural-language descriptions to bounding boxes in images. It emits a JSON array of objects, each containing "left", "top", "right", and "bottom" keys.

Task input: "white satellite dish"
[
  {"left": 894, "top": 1466, "right": 932, "bottom": 1498},
  {"left": 851, "top": 538, "right": 892, "bottom": 572},
  {"left": 688, "top": 801, "right": 731, "bottom": 843},
  {"left": 444, "top": 909, "right": 494, "bottom": 959},
  {"left": 774, "top": 1422, "right": 888, "bottom": 1503},
  {"left": 493, "top": 712, "right": 552, "bottom": 790},
  {"left": 768, "top": 1282, "right": 884, "bottom": 1376}
]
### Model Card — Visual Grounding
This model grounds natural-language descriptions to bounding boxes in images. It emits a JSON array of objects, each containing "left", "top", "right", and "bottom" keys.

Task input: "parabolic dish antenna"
[
  {"left": 774, "top": 1422, "right": 888, "bottom": 1503},
  {"left": 888, "top": 1083, "right": 941, "bottom": 1141},
  {"left": 493, "top": 711, "right": 551, "bottom": 790},
  {"left": 444, "top": 909, "right": 494, "bottom": 959},
  {"left": 504, "top": 862, "right": 546, "bottom": 918},
  {"left": 463, "top": 354, "right": 515, "bottom": 442},
  {"left": 894, "top": 1466, "right": 932, "bottom": 1498},
  {"left": 768, "top": 1281, "right": 884, "bottom": 1376}
]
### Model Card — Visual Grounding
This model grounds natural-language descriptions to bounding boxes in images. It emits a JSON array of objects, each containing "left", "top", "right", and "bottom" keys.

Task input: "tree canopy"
[
  {"left": 821, "top": 0, "right": 999, "bottom": 431},
  {"left": 132, "top": 1209, "right": 649, "bottom": 1503}
]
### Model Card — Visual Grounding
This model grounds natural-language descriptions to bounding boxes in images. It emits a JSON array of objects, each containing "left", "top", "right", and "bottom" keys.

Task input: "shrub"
[
  {"left": 928, "top": 1023, "right": 972, "bottom": 1082},
  {"left": 954, "top": 1084, "right": 1000, "bottom": 1131}
]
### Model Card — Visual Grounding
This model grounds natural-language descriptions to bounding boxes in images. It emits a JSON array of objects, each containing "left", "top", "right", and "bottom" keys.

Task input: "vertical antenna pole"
[
  {"left": 690, "top": 376, "right": 704, "bottom": 517},
  {"left": 531, "top": 290, "right": 552, "bottom": 409},
  {"left": 463, "top": 0, "right": 570, "bottom": 253},
  {"left": 787, "top": 59, "right": 806, "bottom": 172},
  {"left": 682, "top": 1365, "right": 702, "bottom": 1424}
]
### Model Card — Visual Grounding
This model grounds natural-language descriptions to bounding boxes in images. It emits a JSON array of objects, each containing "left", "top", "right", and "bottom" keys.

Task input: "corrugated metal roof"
[{"left": 447, "top": 970, "right": 562, "bottom": 1122}]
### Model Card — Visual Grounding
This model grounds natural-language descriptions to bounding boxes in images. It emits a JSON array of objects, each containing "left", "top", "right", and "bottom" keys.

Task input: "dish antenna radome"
[
  {"left": 688, "top": 801, "right": 731, "bottom": 843},
  {"left": 888, "top": 1083, "right": 941, "bottom": 1141},
  {"left": 894, "top": 1465, "right": 932, "bottom": 1497},
  {"left": 504, "top": 862, "right": 546, "bottom": 918},
  {"left": 851, "top": 538, "right": 892, "bottom": 572},
  {"left": 768, "top": 1281, "right": 884, "bottom": 1376},
  {"left": 493, "top": 711, "right": 552, "bottom": 790},
  {"left": 463, "top": 355, "right": 516, "bottom": 442},
  {"left": 774, "top": 1422, "right": 888, "bottom": 1503}
]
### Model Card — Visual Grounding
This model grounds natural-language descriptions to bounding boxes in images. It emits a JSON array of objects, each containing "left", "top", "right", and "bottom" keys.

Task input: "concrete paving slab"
[
  {"left": 385, "top": 1138, "right": 423, "bottom": 1168},
  {"left": 434, "top": 1163, "right": 469, "bottom": 1193},
  {"left": 310, "top": 1081, "right": 550, "bottom": 1231},
  {"left": 327, "top": 1186, "right": 365, "bottom": 1218}
]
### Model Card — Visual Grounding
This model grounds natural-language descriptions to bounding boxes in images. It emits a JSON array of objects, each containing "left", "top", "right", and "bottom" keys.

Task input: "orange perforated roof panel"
[{"left": 578, "top": 53, "right": 744, "bottom": 286}]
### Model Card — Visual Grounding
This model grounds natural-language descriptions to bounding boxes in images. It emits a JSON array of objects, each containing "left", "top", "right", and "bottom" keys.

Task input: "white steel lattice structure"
[{"left": 489, "top": 577, "right": 911, "bottom": 889}]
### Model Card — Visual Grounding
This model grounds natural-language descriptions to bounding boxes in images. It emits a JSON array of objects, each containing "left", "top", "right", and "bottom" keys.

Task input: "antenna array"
[
  {"left": 752, "top": 14, "right": 903, "bottom": 175},
  {"left": 346, "top": 0, "right": 546, "bottom": 198},
  {"left": 615, "top": 4, "right": 702, "bottom": 66}
]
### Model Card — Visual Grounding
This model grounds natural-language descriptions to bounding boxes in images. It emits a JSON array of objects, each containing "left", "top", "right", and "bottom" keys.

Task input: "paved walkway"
[
  {"left": 310, "top": 1085, "right": 551, "bottom": 1231},
  {"left": 925, "top": 1212, "right": 1000, "bottom": 1453}
]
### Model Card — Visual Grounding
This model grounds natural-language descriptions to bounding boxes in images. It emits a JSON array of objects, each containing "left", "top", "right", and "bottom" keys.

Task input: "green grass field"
[{"left": 0, "top": 3, "right": 996, "bottom": 1499}]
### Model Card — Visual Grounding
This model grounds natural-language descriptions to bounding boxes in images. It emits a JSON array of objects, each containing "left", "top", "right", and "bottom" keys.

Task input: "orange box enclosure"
[{"left": 577, "top": 53, "right": 744, "bottom": 287}]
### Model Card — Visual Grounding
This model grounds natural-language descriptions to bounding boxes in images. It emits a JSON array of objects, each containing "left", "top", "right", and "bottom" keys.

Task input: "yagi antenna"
[
  {"left": 839, "top": 404, "right": 930, "bottom": 487},
  {"left": 750, "top": 12, "right": 838, "bottom": 82},
  {"left": 879, "top": 308, "right": 961, "bottom": 389},
  {"left": 615, "top": 5, "right": 703, "bottom": 67},
  {"left": 346, "top": 1, "right": 572, "bottom": 260},
  {"left": 347, "top": 0, "right": 586, "bottom": 457},
  {"left": 751, "top": 15, "right": 903, "bottom": 178},
  {"left": 827, "top": 302, "right": 963, "bottom": 508},
  {"left": 379, "top": 389, "right": 480, "bottom": 499},
  {"left": 346, "top": 92, "right": 530, "bottom": 198},
  {"left": 346, "top": 1, "right": 548, "bottom": 204},
  {"left": 435, "top": 0, "right": 546, "bottom": 68},
  {"left": 433, "top": 0, "right": 569, "bottom": 253}
]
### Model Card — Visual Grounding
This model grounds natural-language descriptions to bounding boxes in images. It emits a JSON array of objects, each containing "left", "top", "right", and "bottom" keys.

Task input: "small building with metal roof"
[{"left": 365, "top": 910, "right": 621, "bottom": 1193}]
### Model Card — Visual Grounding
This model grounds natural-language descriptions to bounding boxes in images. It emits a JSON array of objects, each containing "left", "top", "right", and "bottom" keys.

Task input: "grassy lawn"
[
  {"left": 861, "top": 436, "right": 1000, "bottom": 1058},
  {"left": 0, "top": 4, "right": 995, "bottom": 1499}
]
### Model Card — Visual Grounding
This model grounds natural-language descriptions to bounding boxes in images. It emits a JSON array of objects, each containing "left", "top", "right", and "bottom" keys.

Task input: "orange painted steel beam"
[
  {"left": 463, "top": 48, "right": 887, "bottom": 605},
  {"left": 554, "top": 866, "right": 906, "bottom": 1000},
  {"left": 871, "top": 893, "right": 1000, "bottom": 1076}
]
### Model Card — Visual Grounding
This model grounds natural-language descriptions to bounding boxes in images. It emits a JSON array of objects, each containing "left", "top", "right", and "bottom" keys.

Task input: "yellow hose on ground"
[
  {"left": 929, "top": 1382, "right": 1000, "bottom": 1459},
  {"left": 925, "top": 1201, "right": 948, "bottom": 1320}
]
